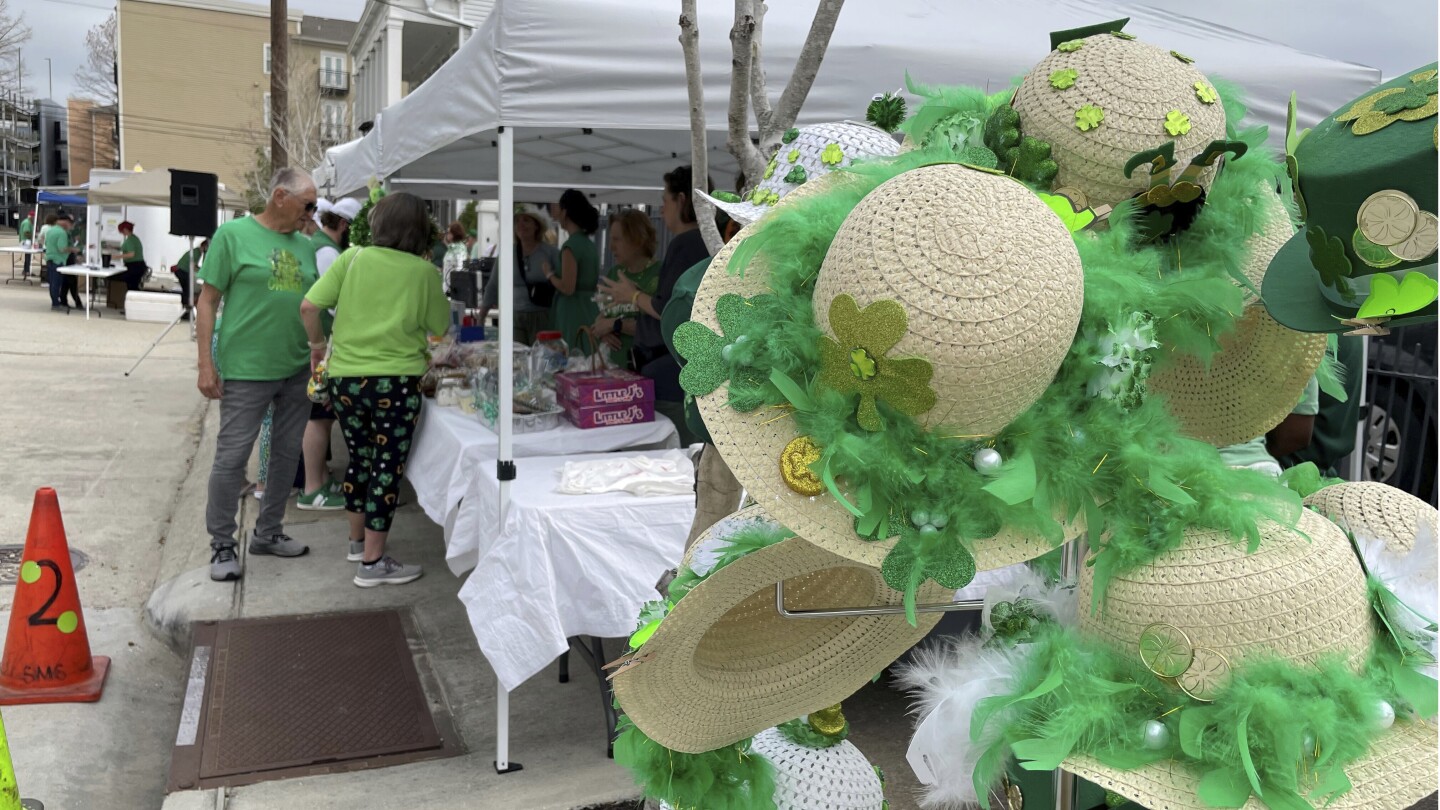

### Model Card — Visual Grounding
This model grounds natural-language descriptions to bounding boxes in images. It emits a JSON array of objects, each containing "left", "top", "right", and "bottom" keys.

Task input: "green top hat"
[{"left": 1263, "top": 64, "right": 1438, "bottom": 333}]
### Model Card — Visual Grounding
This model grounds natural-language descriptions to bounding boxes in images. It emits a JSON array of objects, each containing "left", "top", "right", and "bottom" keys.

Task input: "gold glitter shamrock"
[
  {"left": 1195, "top": 82, "right": 1218, "bottom": 104},
  {"left": 1057, "top": 39, "right": 1084, "bottom": 52},
  {"left": 1337, "top": 70, "right": 1438, "bottom": 136},
  {"left": 820, "top": 143, "right": 845, "bottom": 166},
  {"left": 1164, "top": 110, "right": 1192, "bottom": 136},
  {"left": 1075, "top": 104, "right": 1105, "bottom": 132},
  {"left": 818, "top": 294, "right": 937, "bottom": 431},
  {"left": 1050, "top": 68, "right": 1078, "bottom": 90}
]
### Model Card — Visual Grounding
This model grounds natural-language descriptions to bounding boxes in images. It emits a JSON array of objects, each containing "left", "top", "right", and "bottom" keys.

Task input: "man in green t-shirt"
[
  {"left": 196, "top": 167, "right": 320, "bottom": 581},
  {"left": 44, "top": 212, "right": 81, "bottom": 311},
  {"left": 173, "top": 238, "right": 208, "bottom": 321},
  {"left": 18, "top": 213, "right": 32, "bottom": 277}
]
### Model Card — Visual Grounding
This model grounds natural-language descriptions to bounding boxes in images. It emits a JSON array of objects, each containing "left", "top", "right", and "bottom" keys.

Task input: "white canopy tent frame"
[{"left": 313, "top": 0, "right": 1388, "bottom": 775}]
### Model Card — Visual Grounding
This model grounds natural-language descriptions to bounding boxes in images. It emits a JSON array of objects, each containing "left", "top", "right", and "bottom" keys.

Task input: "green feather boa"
[
  {"left": 713, "top": 85, "right": 1306, "bottom": 610},
  {"left": 969, "top": 612, "right": 1436, "bottom": 810}
]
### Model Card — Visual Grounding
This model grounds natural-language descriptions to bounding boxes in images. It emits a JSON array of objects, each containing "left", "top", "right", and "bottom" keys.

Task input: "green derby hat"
[{"left": 1264, "top": 64, "right": 1439, "bottom": 334}]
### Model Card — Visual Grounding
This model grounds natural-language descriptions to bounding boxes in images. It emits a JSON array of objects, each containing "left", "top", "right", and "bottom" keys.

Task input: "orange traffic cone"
[{"left": 0, "top": 488, "right": 109, "bottom": 705}]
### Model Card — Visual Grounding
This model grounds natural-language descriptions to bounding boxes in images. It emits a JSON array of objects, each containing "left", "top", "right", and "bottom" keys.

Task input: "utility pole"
[{"left": 269, "top": 0, "right": 288, "bottom": 171}]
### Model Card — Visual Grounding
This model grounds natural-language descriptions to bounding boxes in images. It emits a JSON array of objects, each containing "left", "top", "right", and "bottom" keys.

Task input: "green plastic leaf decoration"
[
  {"left": 783, "top": 165, "right": 808, "bottom": 185},
  {"left": 1171, "top": 50, "right": 1195, "bottom": 64},
  {"left": 711, "top": 190, "right": 742, "bottom": 203},
  {"left": 1356, "top": 272, "right": 1439, "bottom": 320},
  {"left": 1164, "top": 110, "right": 1192, "bottom": 136},
  {"left": 1195, "top": 82, "right": 1219, "bottom": 104},
  {"left": 1050, "top": 68, "right": 1079, "bottom": 90},
  {"left": 1111, "top": 31, "right": 1136, "bottom": 40},
  {"left": 1305, "top": 225, "right": 1354, "bottom": 298},
  {"left": 763, "top": 158, "right": 777, "bottom": 180},
  {"left": 1057, "top": 39, "right": 1084, "bottom": 52},
  {"left": 782, "top": 127, "right": 800, "bottom": 144},
  {"left": 817, "top": 295, "right": 937, "bottom": 431},
  {"left": 1076, "top": 104, "right": 1105, "bottom": 132},
  {"left": 821, "top": 143, "right": 845, "bottom": 166},
  {"left": 981, "top": 450, "right": 1037, "bottom": 505},
  {"left": 1012, "top": 737, "right": 1074, "bottom": 770},
  {"left": 1197, "top": 767, "right": 1253, "bottom": 808}
]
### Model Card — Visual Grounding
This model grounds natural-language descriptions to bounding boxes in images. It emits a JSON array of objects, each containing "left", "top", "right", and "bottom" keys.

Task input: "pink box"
[
  {"left": 555, "top": 369, "right": 654, "bottom": 408},
  {"left": 562, "top": 397, "right": 656, "bottom": 429}
]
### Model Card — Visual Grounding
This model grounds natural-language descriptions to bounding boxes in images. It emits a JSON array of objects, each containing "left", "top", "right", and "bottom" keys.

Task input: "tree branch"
[
  {"left": 770, "top": 0, "right": 845, "bottom": 138},
  {"left": 679, "top": 2, "right": 724, "bottom": 255},
  {"left": 747, "top": 2, "right": 774, "bottom": 142},
  {"left": 725, "top": 1, "right": 766, "bottom": 191}
]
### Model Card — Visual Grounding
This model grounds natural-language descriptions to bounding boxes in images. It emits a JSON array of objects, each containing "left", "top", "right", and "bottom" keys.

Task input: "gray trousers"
[{"left": 206, "top": 369, "right": 310, "bottom": 548}]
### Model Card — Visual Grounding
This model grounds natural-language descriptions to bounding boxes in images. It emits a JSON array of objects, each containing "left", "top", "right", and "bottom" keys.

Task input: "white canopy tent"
[
  {"left": 86, "top": 169, "right": 246, "bottom": 210},
  {"left": 311, "top": 0, "right": 1389, "bottom": 774},
  {"left": 315, "top": 0, "right": 1382, "bottom": 202}
]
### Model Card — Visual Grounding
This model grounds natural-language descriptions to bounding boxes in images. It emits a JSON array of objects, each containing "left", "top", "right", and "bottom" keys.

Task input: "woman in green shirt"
[
  {"left": 117, "top": 221, "right": 147, "bottom": 290},
  {"left": 593, "top": 209, "right": 659, "bottom": 370},
  {"left": 300, "top": 192, "right": 450, "bottom": 588},
  {"left": 546, "top": 189, "right": 601, "bottom": 349}
]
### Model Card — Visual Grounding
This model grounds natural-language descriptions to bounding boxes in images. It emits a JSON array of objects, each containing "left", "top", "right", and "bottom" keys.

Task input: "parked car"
[{"left": 1361, "top": 323, "right": 1436, "bottom": 504}]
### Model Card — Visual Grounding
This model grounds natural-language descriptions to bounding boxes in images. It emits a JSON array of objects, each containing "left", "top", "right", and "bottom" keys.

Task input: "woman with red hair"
[{"left": 116, "top": 221, "right": 148, "bottom": 291}]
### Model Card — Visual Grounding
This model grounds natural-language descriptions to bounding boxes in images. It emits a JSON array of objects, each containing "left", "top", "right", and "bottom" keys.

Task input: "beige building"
[
  {"left": 66, "top": 98, "right": 119, "bottom": 186},
  {"left": 116, "top": 0, "right": 354, "bottom": 191}
]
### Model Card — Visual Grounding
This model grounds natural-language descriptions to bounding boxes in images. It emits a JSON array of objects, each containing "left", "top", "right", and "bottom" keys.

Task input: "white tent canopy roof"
[{"left": 316, "top": 0, "right": 1383, "bottom": 202}]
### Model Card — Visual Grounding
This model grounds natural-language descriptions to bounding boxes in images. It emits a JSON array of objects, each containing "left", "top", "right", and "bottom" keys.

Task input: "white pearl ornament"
[
  {"left": 1142, "top": 719, "right": 1170, "bottom": 750},
  {"left": 973, "top": 448, "right": 1004, "bottom": 474},
  {"left": 1371, "top": 700, "right": 1395, "bottom": 730}
]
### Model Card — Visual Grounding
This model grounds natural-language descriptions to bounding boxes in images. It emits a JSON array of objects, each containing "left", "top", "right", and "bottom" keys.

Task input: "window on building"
[
  {"left": 263, "top": 43, "right": 271, "bottom": 75},
  {"left": 322, "top": 101, "right": 347, "bottom": 142},
  {"left": 321, "top": 53, "right": 347, "bottom": 90},
  {"left": 263, "top": 92, "right": 271, "bottom": 129}
]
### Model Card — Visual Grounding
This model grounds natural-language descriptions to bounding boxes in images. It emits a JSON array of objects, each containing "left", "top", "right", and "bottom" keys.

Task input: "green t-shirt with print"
[
  {"left": 121, "top": 234, "right": 144, "bottom": 264},
  {"left": 199, "top": 216, "right": 318, "bottom": 381},
  {"left": 304, "top": 246, "right": 451, "bottom": 378},
  {"left": 43, "top": 224, "right": 72, "bottom": 265},
  {"left": 1216, "top": 376, "right": 1321, "bottom": 470}
]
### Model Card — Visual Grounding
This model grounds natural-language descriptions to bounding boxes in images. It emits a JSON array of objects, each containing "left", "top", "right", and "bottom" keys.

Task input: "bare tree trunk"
[
  {"left": 748, "top": 2, "right": 774, "bottom": 143},
  {"left": 270, "top": 0, "right": 289, "bottom": 170},
  {"left": 766, "top": 0, "right": 845, "bottom": 150},
  {"left": 725, "top": 0, "right": 765, "bottom": 189},
  {"left": 679, "top": 2, "right": 724, "bottom": 255}
]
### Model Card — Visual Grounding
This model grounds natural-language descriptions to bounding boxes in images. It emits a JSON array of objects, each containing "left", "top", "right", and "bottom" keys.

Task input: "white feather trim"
[
  {"left": 1358, "top": 522, "right": 1439, "bottom": 679},
  {"left": 953, "top": 562, "right": 1036, "bottom": 604},
  {"left": 894, "top": 636, "right": 1032, "bottom": 809}
]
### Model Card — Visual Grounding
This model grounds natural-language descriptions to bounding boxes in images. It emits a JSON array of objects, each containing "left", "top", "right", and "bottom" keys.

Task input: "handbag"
[
  {"left": 518, "top": 244, "right": 555, "bottom": 308},
  {"left": 307, "top": 350, "right": 332, "bottom": 405}
]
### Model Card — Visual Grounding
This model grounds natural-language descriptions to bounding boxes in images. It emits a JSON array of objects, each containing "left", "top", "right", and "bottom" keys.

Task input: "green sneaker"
[
  {"left": 325, "top": 478, "right": 343, "bottom": 496},
  {"left": 296, "top": 487, "right": 346, "bottom": 511}
]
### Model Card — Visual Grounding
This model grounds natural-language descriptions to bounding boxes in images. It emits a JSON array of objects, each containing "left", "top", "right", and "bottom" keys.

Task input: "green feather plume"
[{"left": 613, "top": 716, "right": 778, "bottom": 810}]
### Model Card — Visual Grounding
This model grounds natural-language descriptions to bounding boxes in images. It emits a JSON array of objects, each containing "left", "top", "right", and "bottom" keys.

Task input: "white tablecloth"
[
  {"left": 406, "top": 401, "right": 680, "bottom": 541},
  {"left": 453, "top": 451, "right": 695, "bottom": 691}
]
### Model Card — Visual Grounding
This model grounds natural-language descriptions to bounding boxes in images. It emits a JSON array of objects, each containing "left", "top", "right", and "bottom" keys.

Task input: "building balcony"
[{"left": 320, "top": 69, "right": 349, "bottom": 93}]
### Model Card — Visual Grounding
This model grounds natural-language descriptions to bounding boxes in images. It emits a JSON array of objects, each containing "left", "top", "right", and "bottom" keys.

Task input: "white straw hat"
[
  {"left": 692, "top": 164, "right": 1086, "bottom": 570},
  {"left": 612, "top": 507, "right": 950, "bottom": 754},
  {"left": 697, "top": 121, "right": 900, "bottom": 226}
]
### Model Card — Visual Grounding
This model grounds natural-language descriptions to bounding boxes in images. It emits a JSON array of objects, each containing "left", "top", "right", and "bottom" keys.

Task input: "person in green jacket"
[
  {"left": 301, "top": 192, "right": 450, "bottom": 588},
  {"left": 546, "top": 189, "right": 601, "bottom": 350}
]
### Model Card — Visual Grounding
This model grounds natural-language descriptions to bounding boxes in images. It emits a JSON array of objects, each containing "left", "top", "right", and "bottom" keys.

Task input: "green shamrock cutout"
[
  {"left": 1171, "top": 50, "right": 1194, "bottom": 64},
  {"left": 1111, "top": 31, "right": 1136, "bottom": 40},
  {"left": 763, "top": 159, "right": 777, "bottom": 180},
  {"left": 782, "top": 127, "right": 800, "bottom": 144},
  {"left": 1049, "top": 68, "right": 1078, "bottom": 90},
  {"left": 1057, "top": 39, "right": 1084, "bottom": 52},
  {"left": 784, "top": 165, "right": 808, "bottom": 185},
  {"left": 1195, "top": 82, "right": 1218, "bottom": 104},
  {"left": 980, "top": 105, "right": 1057, "bottom": 187},
  {"left": 820, "top": 143, "right": 845, "bottom": 166},
  {"left": 787, "top": 148, "right": 800, "bottom": 163},
  {"left": 1137, "top": 210, "right": 1176, "bottom": 244},
  {"left": 881, "top": 533, "right": 976, "bottom": 591},
  {"left": 1164, "top": 110, "right": 1192, "bottom": 136},
  {"left": 1375, "top": 74, "right": 1438, "bottom": 113},
  {"left": 375, "top": 378, "right": 393, "bottom": 394},
  {"left": 673, "top": 293, "right": 772, "bottom": 402},
  {"left": 1336, "top": 70, "right": 1438, "bottom": 135},
  {"left": 1037, "top": 192, "right": 1096, "bottom": 233},
  {"left": 1356, "top": 272, "right": 1439, "bottom": 320},
  {"left": 818, "top": 295, "right": 937, "bottom": 431},
  {"left": 1075, "top": 104, "right": 1105, "bottom": 132},
  {"left": 1306, "top": 225, "right": 1354, "bottom": 298}
]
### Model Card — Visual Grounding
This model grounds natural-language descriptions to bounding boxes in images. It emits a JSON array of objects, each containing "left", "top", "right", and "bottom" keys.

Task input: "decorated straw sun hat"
[
  {"left": 634, "top": 705, "right": 889, "bottom": 810},
  {"left": 695, "top": 121, "right": 901, "bottom": 226},
  {"left": 681, "top": 163, "right": 1085, "bottom": 574},
  {"left": 904, "top": 503, "right": 1440, "bottom": 810},
  {"left": 1263, "top": 64, "right": 1439, "bottom": 335},
  {"left": 611, "top": 507, "right": 949, "bottom": 755}
]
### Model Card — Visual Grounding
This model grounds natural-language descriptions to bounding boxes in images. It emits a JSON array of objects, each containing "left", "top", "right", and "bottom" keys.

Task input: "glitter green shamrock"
[
  {"left": 673, "top": 293, "right": 773, "bottom": 402},
  {"left": 1338, "top": 70, "right": 1438, "bottom": 135},
  {"left": 818, "top": 294, "right": 937, "bottom": 431},
  {"left": 1057, "top": 39, "right": 1084, "bottom": 52},
  {"left": 784, "top": 165, "right": 807, "bottom": 184},
  {"left": 1075, "top": 104, "right": 1105, "bottom": 132},
  {"left": 782, "top": 127, "right": 800, "bottom": 144},
  {"left": 1049, "top": 68, "right": 1078, "bottom": 90},
  {"left": 882, "top": 529, "right": 976, "bottom": 592},
  {"left": 820, "top": 143, "right": 845, "bottom": 166},
  {"left": 1195, "top": 82, "right": 1218, "bottom": 104},
  {"left": 1306, "top": 224, "right": 1354, "bottom": 298},
  {"left": 787, "top": 148, "right": 800, "bottom": 163},
  {"left": 1171, "top": 50, "right": 1194, "bottom": 64},
  {"left": 1164, "top": 110, "right": 1192, "bottom": 136},
  {"left": 763, "top": 159, "right": 777, "bottom": 180}
]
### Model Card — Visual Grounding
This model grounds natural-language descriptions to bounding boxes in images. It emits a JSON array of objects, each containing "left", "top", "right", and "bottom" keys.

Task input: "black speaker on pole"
[
  {"left": 169, "top": 169, "right": 219, "bottom": 238},
  {"left": 19, "top": 187, "right": 37, "bottom": 205}
]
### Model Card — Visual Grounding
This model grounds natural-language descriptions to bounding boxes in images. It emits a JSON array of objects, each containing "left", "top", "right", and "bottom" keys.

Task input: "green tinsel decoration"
[
  {"left": 349, "top": 184, "right": 386, "bottom": 247},
  {"left": 715, "top": 85, "right": 1307, "bottom": 607},
  {"left": 866, "top": 91, "right": 909, "bottom": 133}
]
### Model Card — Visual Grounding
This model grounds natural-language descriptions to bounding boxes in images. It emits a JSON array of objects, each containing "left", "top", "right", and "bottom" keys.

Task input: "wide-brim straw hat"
[
  {"left": 514, "top": 203, "right": 555, "bottom": 240},
  {"left": 694, "top": 164, "right": 1086, "bottom": 570},
  {"left": 612, "top": 506, "right": 950, "bottom": 754},
  {"left": 695, "top": 121, "right": 901, "bottom": 226},
  {"left": 1011, "top": 30, "right": 1228, "bottom": 211},
  {"left": 1064, "top": 507, "right": 1439, "bottom": 810},
  {"left": 1147, "top": 191, "right": 1328, "bottom": 446}
]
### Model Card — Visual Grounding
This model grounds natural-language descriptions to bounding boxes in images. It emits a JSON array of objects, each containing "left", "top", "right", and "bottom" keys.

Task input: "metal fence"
[{"left": 1358, "top": 323, "right": 1437, "bottom": 505}]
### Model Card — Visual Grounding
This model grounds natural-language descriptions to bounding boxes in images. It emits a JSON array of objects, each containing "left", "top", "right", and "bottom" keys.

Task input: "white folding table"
[
  {"left": 56, "top": 265, "right": 126, "bottom": 320},
  {"left": 1, "top": 246, "right": 43, "bottom": 285}
]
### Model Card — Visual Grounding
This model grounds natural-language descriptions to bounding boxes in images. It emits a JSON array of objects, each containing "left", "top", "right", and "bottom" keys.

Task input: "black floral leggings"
[{"left": 331, "top": 376, "right": 422, "bottom": 532}]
